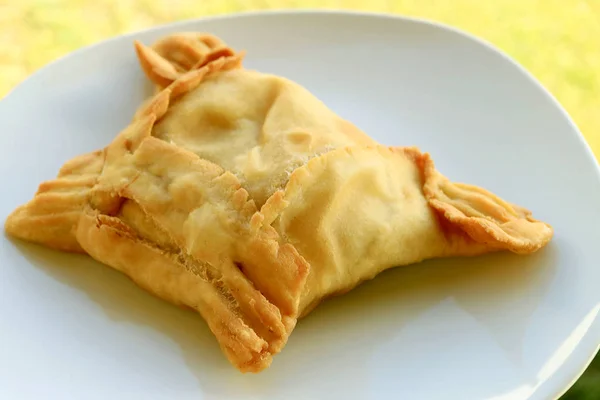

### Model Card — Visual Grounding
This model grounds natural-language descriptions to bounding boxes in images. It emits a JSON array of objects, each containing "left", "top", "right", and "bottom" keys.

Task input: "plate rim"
[{"left": 2, "top": 9, "right": 599, "bottom": 400}]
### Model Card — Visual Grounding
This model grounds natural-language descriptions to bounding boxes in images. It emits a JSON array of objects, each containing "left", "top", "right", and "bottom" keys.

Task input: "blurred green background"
[{"left": 1, "top": 1, "right": 598, "bottom": 398}]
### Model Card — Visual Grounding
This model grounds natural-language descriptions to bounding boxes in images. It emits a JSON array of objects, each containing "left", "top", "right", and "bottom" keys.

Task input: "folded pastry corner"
[
  {"left": 5, "top": 31, "right": 553, "bottom": 373},
  {"left": 134, "top": 32, "right": 244, "bottom": 90},
  {"left": 4, "top": 149, "right": 104, "bottom": 252},
  {"left": 421, "top": 153, "right": 553, "bottom": 255}
]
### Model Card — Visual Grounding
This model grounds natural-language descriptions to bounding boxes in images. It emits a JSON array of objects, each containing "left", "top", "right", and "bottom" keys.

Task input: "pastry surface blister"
[{"left": 5, "top": 32, "right": 553, "bottom": 372}]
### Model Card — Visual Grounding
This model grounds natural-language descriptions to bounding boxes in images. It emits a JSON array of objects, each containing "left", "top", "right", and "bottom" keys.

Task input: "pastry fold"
[
  {"left": 5, "top": 150, "right": 104, "bottom": 252},
  {"left": 5, "top": 32, "right": 553, "bottom": 372}
]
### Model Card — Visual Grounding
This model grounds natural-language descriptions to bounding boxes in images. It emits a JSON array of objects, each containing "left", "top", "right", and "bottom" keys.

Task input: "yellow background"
[{"left": 1, "top": 1, "right": 598, "bottom": 397}]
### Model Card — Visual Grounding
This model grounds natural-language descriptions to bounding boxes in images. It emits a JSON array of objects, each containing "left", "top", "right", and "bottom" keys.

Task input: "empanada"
[{"left": 5, "top": 32, "right": 553, "bottom": 373}]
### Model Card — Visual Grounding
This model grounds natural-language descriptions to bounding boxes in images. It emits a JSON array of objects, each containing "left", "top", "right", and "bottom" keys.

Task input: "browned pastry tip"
[
  {"left": 134, "top": 32, "right": 243, "bottom": 89},
  {"left": 421, "top": 153, "right": 553, "bottom": 254},
  {"left": 5, "top": 150, "right": 105, "bottom": 252}
]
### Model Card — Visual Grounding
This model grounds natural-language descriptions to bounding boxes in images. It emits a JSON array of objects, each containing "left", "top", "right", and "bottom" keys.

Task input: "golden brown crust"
[
  {"left": 134, "top": 33, "right": 243, "bottom": 90},
  {"left": 4, "top": 150, "right": 104, "bottom": 252},
  {"left": 121, "top": 136, "right": 309, "bottom": 317},
  {"left": 76, "top": 208, "right": 275, "bottom": 372},
  {"left": 421, "top": 153, "right": 554, "bottom": 254},
  {"left": 92, "top": 47, "right": 244, "bottom": 212}
]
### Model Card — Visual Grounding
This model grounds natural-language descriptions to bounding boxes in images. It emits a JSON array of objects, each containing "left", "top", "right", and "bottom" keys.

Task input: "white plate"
[{"left": 1, "top": 10, "right": 599, "bottom": 400}]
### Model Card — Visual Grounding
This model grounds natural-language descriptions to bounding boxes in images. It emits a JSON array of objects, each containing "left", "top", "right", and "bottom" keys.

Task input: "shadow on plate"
[{"left": 13, "top": 239, "right": 557, "bottom": 398}]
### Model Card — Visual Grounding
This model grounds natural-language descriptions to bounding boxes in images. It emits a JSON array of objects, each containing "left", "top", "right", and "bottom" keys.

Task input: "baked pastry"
[{"left": 5, "top": 32, "right": 553, "bottom": 373}]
